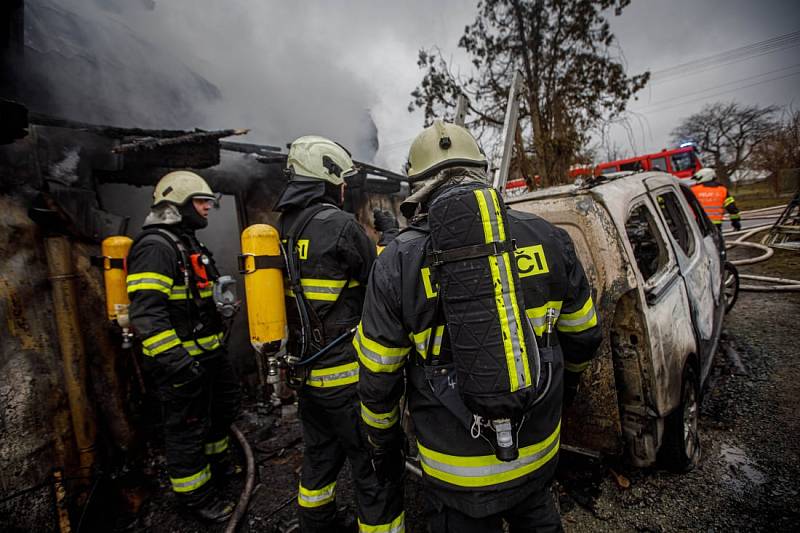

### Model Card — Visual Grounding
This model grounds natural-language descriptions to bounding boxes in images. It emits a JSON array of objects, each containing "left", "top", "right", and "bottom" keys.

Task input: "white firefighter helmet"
[
  {"left": 692, "top": 168, "right": 717, "bottom": 184},
  {"left": 152, "top": 170, "right": 216, "bottom": 207},
  {"left": 286, "top": 135, "right": 356, "bottom": 186},
  {"left": 405, "top": 120, "right": 487, "bottom": 182}
]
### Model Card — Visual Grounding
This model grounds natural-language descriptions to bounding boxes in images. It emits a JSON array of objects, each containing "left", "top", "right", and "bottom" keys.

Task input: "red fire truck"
[
  {"left": 503, "top": 145, "right": 703, "bottom": 198},
  {"left": 592, "top": 145, "right": 703, "bottom": 179}
]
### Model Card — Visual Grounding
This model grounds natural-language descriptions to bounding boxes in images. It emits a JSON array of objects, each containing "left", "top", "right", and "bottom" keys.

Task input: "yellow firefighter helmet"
[
  {"left": 152, "top": 170, "right": 216, "bottom": 207},
  {"left": 286, "top": 135, "right": 356, "bottom": 186},
  {"left": 405, "top": 120, "right": 487, "bottom": 182}
]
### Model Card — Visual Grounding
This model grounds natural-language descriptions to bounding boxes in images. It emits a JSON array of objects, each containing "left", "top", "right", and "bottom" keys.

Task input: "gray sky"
[{"left": 36, "top": 0, "right": 800, "bottom": 171}]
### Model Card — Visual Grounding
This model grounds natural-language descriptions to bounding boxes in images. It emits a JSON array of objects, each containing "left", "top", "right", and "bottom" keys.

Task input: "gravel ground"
[{"left": 121, "top": 248, "right": 799, "bottom": 533}]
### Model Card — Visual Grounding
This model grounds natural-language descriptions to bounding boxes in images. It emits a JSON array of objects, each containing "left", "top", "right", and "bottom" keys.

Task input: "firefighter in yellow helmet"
[
  {"left": 127, "top": 171, "right": 240, "bottom": 522},
  {"left": 355, "top": 121, "right": 602, "bottom": 531},
  {"left": 275, "top": 136, "right": 404, "bottom": 531}
]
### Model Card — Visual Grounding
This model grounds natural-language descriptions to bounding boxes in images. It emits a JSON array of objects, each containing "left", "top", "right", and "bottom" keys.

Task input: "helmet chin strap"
[{"left": 179, "top": 201, "right": 208, "bottom": 230}]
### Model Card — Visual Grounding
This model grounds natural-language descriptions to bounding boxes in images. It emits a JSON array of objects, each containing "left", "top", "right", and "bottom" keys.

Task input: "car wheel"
[
  {"left": 723, "top": 261, "right": 739, "bottom": 314},
  {"left": 661, "top": 364, "right": 701, "bottom": 472}
]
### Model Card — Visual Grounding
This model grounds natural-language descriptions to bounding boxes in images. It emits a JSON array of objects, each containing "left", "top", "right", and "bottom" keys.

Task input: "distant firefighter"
[
  {"left": 691, "top": 168, "right": 742, "bottom": 232},
  {"left": 127, "top": 171, "right": 241, "bottom": 522}
]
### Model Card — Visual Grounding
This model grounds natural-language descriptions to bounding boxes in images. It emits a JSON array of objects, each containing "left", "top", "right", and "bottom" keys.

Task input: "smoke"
[{"left": 22, "top": 0, "right": 383, "bottom": 161}]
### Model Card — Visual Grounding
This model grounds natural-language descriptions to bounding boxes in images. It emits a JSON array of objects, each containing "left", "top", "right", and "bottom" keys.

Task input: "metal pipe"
[{"left": 44, "top": 236, "right": 97, "bottom": 477}]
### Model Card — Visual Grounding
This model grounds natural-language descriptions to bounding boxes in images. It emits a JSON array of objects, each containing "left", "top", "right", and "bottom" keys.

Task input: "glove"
[
  {"left": 373, "top": 208, "right": 399, "bottom": 232},
  {"left": 169, "top": 358, "right": 205, "bottom": 389},
  {"left": 370, "top": 445, "right": 405, "bottom": 484},
  {"left": 732, "top": 219, "right": 742, "bottom": 232},
  {"left": 563, "top": 370, "right": 581, "bottom": 409}
]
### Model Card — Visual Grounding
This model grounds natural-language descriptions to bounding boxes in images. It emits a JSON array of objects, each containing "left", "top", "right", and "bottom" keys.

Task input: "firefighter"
[
  {"left": 127, "top": 171, "right": 240, "bottom": 522},
  {"left": 355, "top": 122, "right": 603, "bottom": 532},
  {"left": 691, "top": 168, "right": 742, "bottom": 232},
  {"left": 275, "top": 136, "right": 403, "bottom": 532}
]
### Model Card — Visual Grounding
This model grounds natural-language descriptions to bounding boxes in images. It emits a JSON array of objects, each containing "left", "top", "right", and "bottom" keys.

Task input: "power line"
[
  {"left": 634, "top": 70, "right": 800, "bottom": 115},
  {"left": 634, "top": 63, "right": 800, "bottom": 112},
  {"left": 649, "top": 30, "right": 800, "bottom": 83}
]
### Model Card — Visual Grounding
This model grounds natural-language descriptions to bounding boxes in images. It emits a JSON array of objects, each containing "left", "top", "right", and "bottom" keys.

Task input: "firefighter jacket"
[
  {"left": 355, "top": 204, "right": 602, "bottom": 517},
  {"left": 691, "top": 181, "right": 740, "bottom": 225},
  {"left": 127, "top": 224, "right": 225, "bottom": 382},
  {"left": 279, "top": 202, "right": 376, "bottom": 396}
]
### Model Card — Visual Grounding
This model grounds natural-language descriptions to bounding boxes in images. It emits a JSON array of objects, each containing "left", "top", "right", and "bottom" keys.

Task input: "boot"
[
  {"left": 211, "top": 455, "right": 243, "bottom": 485},
  {"left": 183, "top": 487, "right": 235, "bottom": 523}
]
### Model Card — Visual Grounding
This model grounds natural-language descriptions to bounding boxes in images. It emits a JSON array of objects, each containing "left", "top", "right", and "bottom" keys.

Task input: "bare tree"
[
  {"left": 750, "top": 107, "right": 800, "bottom": 194},
  {"left": 409, "top": 0, "right": 649, "bottom": 187},
  {"left": 671, "top": 101, "right": 777, "bottom": 185}
]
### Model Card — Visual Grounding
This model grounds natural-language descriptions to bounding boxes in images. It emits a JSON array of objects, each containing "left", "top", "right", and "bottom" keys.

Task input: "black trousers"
[
  {"left": 425, "top": 485, "right": 563, "bottom": 533},
  {"left": 154, "top": 352, "right": 241, "bottom": 497},
  {"left": 297, "top": 388, "right": 404, "bottom": 532}
]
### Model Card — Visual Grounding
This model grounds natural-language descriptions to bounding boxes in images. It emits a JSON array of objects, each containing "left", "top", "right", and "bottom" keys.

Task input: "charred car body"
[{"left": 508, "top": 171, "right": 725, "bottom": 470}]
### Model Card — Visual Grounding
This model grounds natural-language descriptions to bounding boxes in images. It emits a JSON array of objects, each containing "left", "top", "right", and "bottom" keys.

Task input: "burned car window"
[
  {"left": 680, "top": 185, "right": 714, "bottom": 237},
  {"left": 625, "top": 204, "right": 667, "bottom": 281},
  {"left": 657, "top": 192, "right": 696, "bottom": 257}
]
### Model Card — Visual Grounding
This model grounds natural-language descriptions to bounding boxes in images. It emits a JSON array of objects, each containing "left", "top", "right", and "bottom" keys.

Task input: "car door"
[
  {"left": 647, "top": 182, "right": 720, "bottom": 379},
  {"left": 624, "top": 197, "right": 695, "bottom": 415}
]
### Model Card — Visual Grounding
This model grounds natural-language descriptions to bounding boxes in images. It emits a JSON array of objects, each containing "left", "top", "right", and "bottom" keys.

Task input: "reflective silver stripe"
[
  {"left": 479, "top": 188, "right": 530, "bottom": 389},
  {"left": 361, "top": 403, "right": 398, "bottom": 429},
  {"left": 126, "top": 277, "right": 171, "bottom": 291},
  {"left": 169, "top": 285, "right": 188, "bottom": 300},
  {"left": 170, "top": 464, "right": 211, "bottom": 493},
  {"left": 354, "top": 330, "right": 408, "bottom": 370},
  {"left": 298, "top": 481, "right": 336, "bottom": 508},
  {"left": 358, "top": 512, "right": 406, "bottom": 533},
  {"left": 495, "top": 251, "right": 529, "bottom": 388},
  {"left": 306, "top": 362, "right": 359, "bottom": 387},
  {"left": 141, "top": 329, "right": 181, "bottom": 356},
  {"left": 411, "top": 325, "right": 444, "bottom": 358},
  {"left": 418, "top": 430, "right": 560, "bottom": 480},
  {"left": 183, "top": 333, "right": 223, "bottom": 355},
  {"left": 557, "top": 306, "right": 596, "bottom": 328}
]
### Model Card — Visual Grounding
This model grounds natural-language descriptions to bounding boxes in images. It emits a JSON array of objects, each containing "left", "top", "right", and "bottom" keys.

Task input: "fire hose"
[
  {"left": 723, "top": 213, "right": 800, "bottom": 292},
  {"left": 225, "top": 423, "right": 256, "bottom": 533}
]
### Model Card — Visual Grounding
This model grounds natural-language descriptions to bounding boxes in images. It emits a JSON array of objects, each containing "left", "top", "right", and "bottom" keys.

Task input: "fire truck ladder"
[{"left": 763, "top": 188, "right": 800, "bottom": 251}]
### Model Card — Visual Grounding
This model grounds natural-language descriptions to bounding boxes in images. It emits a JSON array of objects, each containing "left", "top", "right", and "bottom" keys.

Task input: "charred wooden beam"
[{"left": 113, "top": 128, "right": 249, "bottom": 154}]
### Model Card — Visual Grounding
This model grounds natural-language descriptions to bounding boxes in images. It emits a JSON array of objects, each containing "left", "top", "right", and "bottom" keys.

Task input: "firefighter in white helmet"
[
  {"left": 691, "top": 168, "right": 742, "bottom": 232},
  {"left": 275, "top": 136, "right": 403, "bottom": 531},
  {"left": 355, "top": 121, "right": 602, "bottom": 532},
  {"left": 127, "top": 170, "right": 240, "bottom": 522}
]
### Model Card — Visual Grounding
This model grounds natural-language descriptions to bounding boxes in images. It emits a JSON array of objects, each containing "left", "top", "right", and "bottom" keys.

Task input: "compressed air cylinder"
[
  {"left": 101, "top": 236, "right": 133, "bottom": 322},
  {"left": 241, "top": 224, "right": 286, "bottom": 354}
]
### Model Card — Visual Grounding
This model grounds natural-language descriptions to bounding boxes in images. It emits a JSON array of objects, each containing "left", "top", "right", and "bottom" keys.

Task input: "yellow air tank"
[
  {"left": 240, "top": 224, "right": 286, "bottom": 354},
  {"left": 100, "top": 236, "right": 133, "bottom": 322}
]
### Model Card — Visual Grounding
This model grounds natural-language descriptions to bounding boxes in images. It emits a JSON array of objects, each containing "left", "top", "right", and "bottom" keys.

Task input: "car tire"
[
  {"left": 660, "top": 364, "right": 701, "bottom": 472},
  {"left": 723, "top": 261, "right": 739, "bottom": 314}
]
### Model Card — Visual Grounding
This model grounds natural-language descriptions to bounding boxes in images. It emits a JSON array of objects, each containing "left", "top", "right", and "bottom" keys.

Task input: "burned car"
[{"left": 508, "top": 171, "right": 726, "bottom": 470}]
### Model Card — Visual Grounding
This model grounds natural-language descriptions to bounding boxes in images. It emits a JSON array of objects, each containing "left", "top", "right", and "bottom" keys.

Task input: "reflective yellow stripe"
[
  {"left": 169, "top": 284, "right": 214, "bottom": 300},
  {"left": 298, "top": 481, "right": 335, "bottom": 508},
  {"left": 361, "top": 402, "right": 399, "bottom": 429},
  {"left": 291, "top": 278, "right": 349, "bottom": 302},
  {"left": 411, "top": 325, "right": 445, "bottom": 359},
  {"left": 421, "top": 267, "right": 438, "bottom": 299},
  {"left": 565, "top": 360, "right": 590, "bottom": 373},
  {"left": 170, "top": 464, "right": 211, "bottom": 493},
  {"left": 723, "top": 196, "right": 735, "bottom": 207},
  {"left": 354, "top": 323, "right": 410, "bottom": 373},
  {"left": 557, "top": 296, "right": 598, "bottom": 333},
  {"left": 306, "top": 361, "right": 359, "bottom": 388},
  {"left": 141, "top": 328, "right": 181, "bottom": 356},
  {"left": 204, "top": 436, "right": 229, "bottom": 455},
  {"left": 347, "top": 280, "right": 361, "bottom": 288},
  {"left": 417, "top": 421, "right": 561, "bottom": 488},
  {"left": 525, "top": 301, "right": 564, "bottom": 336},
  {"left": 358, "top": 511, "right": 406, "bottom": 533},
  {"left": 182, "top": 333, "right": 223, "bottom": 355},
  {"left": 127, "top": 271, "right": 173, "bottom": 295},
  {"left": 474, "top": 189, "right": 531, "bottom": 391}
]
